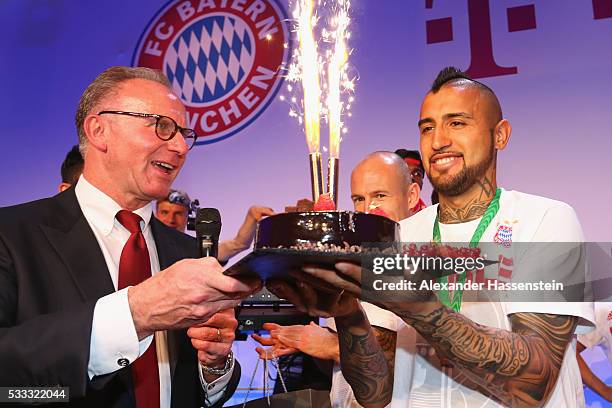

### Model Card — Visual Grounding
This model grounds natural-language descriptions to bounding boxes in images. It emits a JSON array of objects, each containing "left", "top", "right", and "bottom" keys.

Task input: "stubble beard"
[{"left": 427, "top": 147, "right": 495, "bottom": 197}]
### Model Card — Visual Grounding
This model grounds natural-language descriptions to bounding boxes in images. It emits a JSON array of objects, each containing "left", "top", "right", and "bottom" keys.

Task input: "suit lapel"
[
  {"left": 39, "top": 188, "right": 134, "bottom": 401},
  {"left": 42, "top": 198, "right": 196, "bottom": 392},
  {"left": 40, "top": 188, "right": 115, "bottom": 301}
]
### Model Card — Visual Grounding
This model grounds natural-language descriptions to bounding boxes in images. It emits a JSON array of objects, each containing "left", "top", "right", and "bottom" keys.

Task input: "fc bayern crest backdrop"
[{"left": 133, "top": 0, "right": 290, "bottom": 145}]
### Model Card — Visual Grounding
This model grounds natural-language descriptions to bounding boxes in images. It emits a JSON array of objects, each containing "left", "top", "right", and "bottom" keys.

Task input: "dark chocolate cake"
[
  {"left": 225, "top": 211, "right": 399, "bottom": 280},
  {"left": 255, "top": 211, "right": 399, "bottom": 250}
]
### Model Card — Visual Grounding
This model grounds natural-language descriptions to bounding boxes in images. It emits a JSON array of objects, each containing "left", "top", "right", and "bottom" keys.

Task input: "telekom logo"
[{"left": 425, "top": 0, "right": 612, "bottom": 79}]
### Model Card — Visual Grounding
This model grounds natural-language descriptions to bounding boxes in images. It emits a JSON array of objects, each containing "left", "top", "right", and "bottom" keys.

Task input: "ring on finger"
[{"left": 215, "top": 328, "right": 222, "bottom": 342}]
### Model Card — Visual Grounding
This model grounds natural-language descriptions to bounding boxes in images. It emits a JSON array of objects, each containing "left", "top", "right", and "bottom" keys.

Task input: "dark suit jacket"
[{"left": 0, "top": 188, "right": 240, "bottom": 407}]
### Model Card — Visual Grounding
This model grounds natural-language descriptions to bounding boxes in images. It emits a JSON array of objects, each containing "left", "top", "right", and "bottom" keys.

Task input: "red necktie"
[{"left": 116, "top": 210, "right": 160, "bottom": 408}]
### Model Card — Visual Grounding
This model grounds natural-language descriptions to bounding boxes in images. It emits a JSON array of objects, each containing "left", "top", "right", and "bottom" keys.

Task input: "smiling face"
[
  {"left": 350, "top": 153, "right": 418, "bottom": 222},
  {"left": 84, "top": 78, "right": 189, "bottom": 209},
  {"left": 418, "top": 84, "right": 498, "bottom": 197}
]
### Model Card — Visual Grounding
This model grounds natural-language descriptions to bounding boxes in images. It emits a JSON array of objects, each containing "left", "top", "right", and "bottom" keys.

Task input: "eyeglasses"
[{"left": 98, "top": 111, "right": 198, "bottom": 150}]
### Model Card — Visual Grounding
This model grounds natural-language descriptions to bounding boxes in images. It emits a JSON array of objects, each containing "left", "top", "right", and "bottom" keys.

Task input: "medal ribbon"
[{"left": 433, "top": 188, "right": 501, "bottom": 312}]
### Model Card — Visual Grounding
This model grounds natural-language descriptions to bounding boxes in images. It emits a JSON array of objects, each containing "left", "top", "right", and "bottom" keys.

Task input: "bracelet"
[{"left": 201, "top": 350, "right": 234, "bottom": 376}]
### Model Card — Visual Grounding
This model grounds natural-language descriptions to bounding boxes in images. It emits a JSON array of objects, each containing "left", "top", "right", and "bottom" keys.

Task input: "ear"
[
  {"left": 493, "top": 119, "right": 511, "bottom": 151},
  {"left": 82, "top": 114, "right": 108, "bottom": 153},
  {"left": 407, "top": 182, "right": 420, "bottom": 210},
  {"left": 58, "top": 182, "right": 71, "bottom": 192}
]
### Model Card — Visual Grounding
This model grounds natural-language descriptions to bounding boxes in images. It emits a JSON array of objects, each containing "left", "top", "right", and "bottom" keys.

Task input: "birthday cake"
[
  {"left": 224, "top": 210, "right": 399, "bottom": 280},
  {"left": 255, "top": 211, "right": 399, "bottom": 252}
]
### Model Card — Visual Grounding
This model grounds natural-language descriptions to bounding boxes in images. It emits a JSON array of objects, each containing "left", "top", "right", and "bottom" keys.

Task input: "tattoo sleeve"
[
  {"left": 372, "top": 326, "right": 397, "bottom": 385},
  {"left": 335, "top": 309, "right": 393, "bottom": 408},
  {"left": 403, "top": 308, "right": 578, "bottom": 407}
]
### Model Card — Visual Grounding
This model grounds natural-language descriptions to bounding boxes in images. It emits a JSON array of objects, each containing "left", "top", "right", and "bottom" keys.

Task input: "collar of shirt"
[{"left": 75, "top": 175, "right": 154, "bottom": 236}]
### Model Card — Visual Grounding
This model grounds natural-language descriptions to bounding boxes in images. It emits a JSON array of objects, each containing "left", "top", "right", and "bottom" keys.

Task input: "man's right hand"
[
  {"left": 128, "top": 257, "right": 260, "bottom": 339},
  {"left": 252, "top": 322, "right": 340, "bottom": 362}
]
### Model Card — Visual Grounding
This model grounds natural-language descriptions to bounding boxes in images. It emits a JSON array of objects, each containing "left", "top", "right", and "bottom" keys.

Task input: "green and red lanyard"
[{"left": 433, "top": 188, "right": 502, "bottom": 312}]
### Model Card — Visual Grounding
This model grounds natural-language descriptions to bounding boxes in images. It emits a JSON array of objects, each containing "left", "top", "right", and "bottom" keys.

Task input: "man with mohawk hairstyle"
[{"left": 267, "top": 67, "right": 595, "bottom": 408}]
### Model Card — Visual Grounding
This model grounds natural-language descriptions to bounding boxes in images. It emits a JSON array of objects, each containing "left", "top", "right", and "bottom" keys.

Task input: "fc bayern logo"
[{"left": 133, "top": 0, "right": 290, "bottom": 145}]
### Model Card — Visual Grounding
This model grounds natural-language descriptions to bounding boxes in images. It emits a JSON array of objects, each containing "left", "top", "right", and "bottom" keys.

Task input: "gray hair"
[{"left": 75, "top": 66, "right": 171, "bottom": 155}]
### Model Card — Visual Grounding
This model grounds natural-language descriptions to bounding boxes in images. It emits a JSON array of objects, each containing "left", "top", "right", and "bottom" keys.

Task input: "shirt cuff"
[
  {"left": 578, "top": 327, "right": 604, "bottom": 349},
  {"left": 88, "top": 287, "right": 154, "bottom": 379},
  {"left": 199, "top": 355, "right": 235, "bottom": 406}
]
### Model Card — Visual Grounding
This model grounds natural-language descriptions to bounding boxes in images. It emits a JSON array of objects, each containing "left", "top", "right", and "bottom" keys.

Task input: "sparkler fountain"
[
  {"left": 326, "top": 0, "right": 350, "bottom": 206},
  {"left": 295, "top": 0, "right": 324, "bottom": 202},
  {"left": 225, "top": 0, "right": 400, "bottom": 282},
  {"left": 286, "top": 0, "right": 354, "bottom": 206}
]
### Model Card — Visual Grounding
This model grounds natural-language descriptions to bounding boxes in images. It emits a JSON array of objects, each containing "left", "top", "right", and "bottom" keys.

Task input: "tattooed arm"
[
  {"left": 372, "top": 326, "right": 396, "bottom": 386},
  {"left": 265, "top": 280, "right": 396, "bottom": 407},
  {"left": 251, "top": 322, "right": 396, "bottom": 377},
  {"left": 335, "top": 306, "right": 394, "bottom": 408},
  {"left": 402, "top": 305, "right": 578, "bottom": 408}
]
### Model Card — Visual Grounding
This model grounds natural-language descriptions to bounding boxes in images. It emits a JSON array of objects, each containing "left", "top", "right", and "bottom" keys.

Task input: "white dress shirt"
[{"left": 76, "top": 176, "right": 233, "bottom": 407}]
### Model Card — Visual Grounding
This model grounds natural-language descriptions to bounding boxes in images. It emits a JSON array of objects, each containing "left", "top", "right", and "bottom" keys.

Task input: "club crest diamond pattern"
[
  {"left": 134, "top": 0, "right": 290, "bottom": 145},
  {"left": 494, "top": 223, "right": 513, "bottom": 247}
]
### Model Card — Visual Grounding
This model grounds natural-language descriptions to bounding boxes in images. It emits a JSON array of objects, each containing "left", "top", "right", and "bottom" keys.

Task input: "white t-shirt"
[
  {"left": 392, "top": 189, "right": 595, "bottom": 408},
  {"left": 578, "top": 302, "right": 612, "bottom": 362},
  {"left": 325, "top": 302, "right": 399, "bottom": 408}
]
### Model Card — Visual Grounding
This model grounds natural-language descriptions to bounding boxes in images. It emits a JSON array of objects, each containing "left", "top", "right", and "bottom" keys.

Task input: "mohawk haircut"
[
  {"left": 431, "top": 66, "right": 496, "bottom": 96},
  {"left": 430, "top": 66, "right": 502, "bottom": 120},
  {"left": 431, "top": 66, "right": 470, "bottom": 92}
]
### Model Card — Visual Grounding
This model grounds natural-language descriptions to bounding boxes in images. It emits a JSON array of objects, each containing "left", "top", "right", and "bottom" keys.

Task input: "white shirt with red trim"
[{"left": 392, "top": 189, "right": 595, "bottom": 408}]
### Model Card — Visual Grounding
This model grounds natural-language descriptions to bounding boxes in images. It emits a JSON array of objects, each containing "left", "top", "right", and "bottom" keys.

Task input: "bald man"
[
  {"left": 350, "top": 151, "right": 419, "bottom": 222},
  {"left": 253, "top": 151, "right": 419, "bottom": 407}
]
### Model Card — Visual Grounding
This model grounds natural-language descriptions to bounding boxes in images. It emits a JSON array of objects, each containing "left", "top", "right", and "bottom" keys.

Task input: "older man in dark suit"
[{"left": 0, "top": 66, "right": 259, "bottom": 407}]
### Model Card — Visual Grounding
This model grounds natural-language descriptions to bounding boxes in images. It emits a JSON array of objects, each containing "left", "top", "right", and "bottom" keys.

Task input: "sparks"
[
  {"left": 281, "top": 0, "right": 355, "bottom": 203},
  {"left": 283, "top": 0, "right": 355, "bottom": 152},
  {"left": 295, "top": 0, "right": 322, "bottom": 154},
  {"left": 326, "top": 0, "right": 350, "bottom": 159}
]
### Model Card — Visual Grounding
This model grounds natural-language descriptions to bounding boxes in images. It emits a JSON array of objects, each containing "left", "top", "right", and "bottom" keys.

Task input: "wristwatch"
[{"left": 200, "top": 350, "right": 234, "bottom": 376}]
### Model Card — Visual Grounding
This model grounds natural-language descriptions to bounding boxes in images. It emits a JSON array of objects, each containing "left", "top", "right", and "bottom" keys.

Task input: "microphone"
[{"left": 196, "top": 208, "right": 222, "bottom": 258}]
